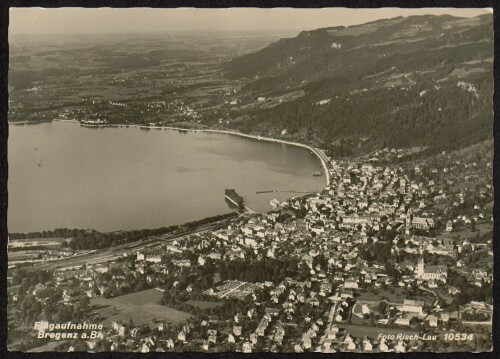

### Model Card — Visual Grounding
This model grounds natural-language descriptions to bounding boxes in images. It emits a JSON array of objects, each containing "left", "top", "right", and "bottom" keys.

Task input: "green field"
[
  {"left": 113, "top": 288, "right": 164, "bottom": 306},
  {"left": 91, "top": 288, "right": 191, "bottom": 328},
  {"left": 357, "top": 287, "right": 406, "bottom": 303},
  {"left": 104, "top": 303, "right": 191, "bottom": 327},
  {"left": 356, "top": 287, "right": 434, "bottom": 307}
]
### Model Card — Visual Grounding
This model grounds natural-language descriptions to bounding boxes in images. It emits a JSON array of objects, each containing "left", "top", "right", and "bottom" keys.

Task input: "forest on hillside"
[{"left": 223, "top": 14, "right": 493, "bottom": 152}]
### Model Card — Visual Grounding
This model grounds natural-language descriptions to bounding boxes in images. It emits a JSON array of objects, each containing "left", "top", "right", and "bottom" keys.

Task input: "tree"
[
  {"left": 57, "top": 305, "right": 73, "bottom": 322},
  {"left": 44, "top": 303, "right": 54, "bottom": 321},
  {"left": 79, "top": 296, "right": 90, "bottom": 311},
  {"left": 378, "top": 301, "right": 388, "bottom": 315}
]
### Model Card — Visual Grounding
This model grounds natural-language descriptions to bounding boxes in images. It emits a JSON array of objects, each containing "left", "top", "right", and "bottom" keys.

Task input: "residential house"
[{"left": 242, "top": 342, "right": 252, "bottom": 353}]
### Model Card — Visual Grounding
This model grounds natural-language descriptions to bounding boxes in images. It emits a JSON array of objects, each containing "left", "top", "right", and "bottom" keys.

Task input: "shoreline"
[
  {"left": 82, "top": 122, "right": 332, "bottom": 186},
  {"left": 8, "top": 120, "right": 331, "bottom": 234},
  {"left": 175, "top": 127, "right": 331, "bottom": 186},
  {"left": 11, "top": 120, "right": 331, "bottom": 186},
  {"left": 8, "top": 120, "right": 52, "bottom": 125}
]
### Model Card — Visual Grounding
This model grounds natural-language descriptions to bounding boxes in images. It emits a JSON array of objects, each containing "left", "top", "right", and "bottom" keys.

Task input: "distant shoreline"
[
  {"left": 11, "top": 119, "right": 331, "bottom": 186},
  {"left": 9, "top": 119, "right": 329, "bottom": 234},
  {"left": 8, "top": 120, "right": 52, "bottom": 125}
]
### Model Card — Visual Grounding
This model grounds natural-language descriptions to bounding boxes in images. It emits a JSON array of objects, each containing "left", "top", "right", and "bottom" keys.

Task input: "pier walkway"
[
  {"left": 225, "top": 195, "right": 255, "bottom": 214},
  {"left": 256, "top": 189, "right": 316, "bottom": 194}
]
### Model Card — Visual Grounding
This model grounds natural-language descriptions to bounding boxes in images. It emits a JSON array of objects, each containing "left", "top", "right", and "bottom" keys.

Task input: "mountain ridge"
[{"left": 221, "top": 13, "right": 493, "bottom": 155}]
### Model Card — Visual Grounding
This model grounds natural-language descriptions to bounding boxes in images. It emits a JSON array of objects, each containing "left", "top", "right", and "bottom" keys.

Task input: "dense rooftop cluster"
[{"left": 8, "top": 142, "right": 493, "bottom": 353}]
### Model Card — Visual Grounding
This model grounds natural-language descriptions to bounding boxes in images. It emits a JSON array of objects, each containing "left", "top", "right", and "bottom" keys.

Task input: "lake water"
[{"left": 8, "top": 122, "right": 325, "bottom": 232}]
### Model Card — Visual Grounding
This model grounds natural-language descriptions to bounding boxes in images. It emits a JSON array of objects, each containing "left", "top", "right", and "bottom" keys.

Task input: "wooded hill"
[{"left": 223, "top": 14, "right": 493, "bottom": 151}]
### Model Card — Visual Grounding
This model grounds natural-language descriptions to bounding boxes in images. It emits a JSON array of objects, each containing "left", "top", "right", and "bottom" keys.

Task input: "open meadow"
[{"left": 91, "top": 288, "right": 191, "bottom": 328}]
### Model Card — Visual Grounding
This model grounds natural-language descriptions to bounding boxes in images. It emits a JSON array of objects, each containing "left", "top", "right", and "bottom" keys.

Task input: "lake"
[{"left": 8, "top": 122, "right": 325, "bottom": 232}]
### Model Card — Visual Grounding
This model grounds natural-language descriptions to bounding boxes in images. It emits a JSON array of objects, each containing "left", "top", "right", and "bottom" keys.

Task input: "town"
[
  {"left": 7, "top": 9, "right": 494, "bottom": 354},
  {"left": 7, "top": 141, "right": 493, "bottom": 353}
]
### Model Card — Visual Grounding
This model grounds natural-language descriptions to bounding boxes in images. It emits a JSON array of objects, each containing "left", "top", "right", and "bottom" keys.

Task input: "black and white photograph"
[{"left": 5, "top": 6, "right": 494, "bottom": 353}]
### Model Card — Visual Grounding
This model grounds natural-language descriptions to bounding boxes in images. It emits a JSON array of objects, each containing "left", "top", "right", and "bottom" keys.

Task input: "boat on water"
[{"left": 312, "top": 171, "right": 323, "bottom": 177}]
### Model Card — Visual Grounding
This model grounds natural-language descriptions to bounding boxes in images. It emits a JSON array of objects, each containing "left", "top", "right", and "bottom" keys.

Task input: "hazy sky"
[{"left": 10, "top": 7, "right": 493, "bottom": 36}]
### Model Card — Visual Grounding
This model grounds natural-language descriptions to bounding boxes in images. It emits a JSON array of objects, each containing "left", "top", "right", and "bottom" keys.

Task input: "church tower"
[
  {"left": 405, "top": 207, "right": 413, "bottom": 235},
  {"left": 416, "top": 257, "right": 425, "bottom": 278}
]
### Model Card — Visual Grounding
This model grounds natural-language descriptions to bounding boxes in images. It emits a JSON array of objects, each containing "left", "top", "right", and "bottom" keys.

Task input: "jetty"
[
  {"left": 225, "top": 189, "right": 255, "bottom": 214},
  {"left": 256, "top": 189, "right": 315, "bottom": 195}
]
